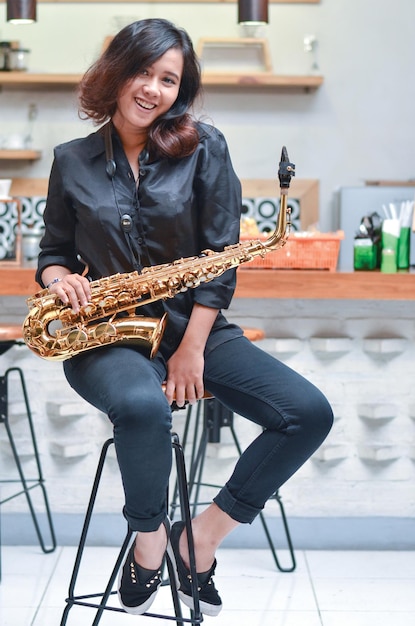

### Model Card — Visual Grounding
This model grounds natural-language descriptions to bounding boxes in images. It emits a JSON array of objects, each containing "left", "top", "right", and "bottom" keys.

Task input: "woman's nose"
[{"left": 143, "top": 77, "right": 159, "bottom": 96}]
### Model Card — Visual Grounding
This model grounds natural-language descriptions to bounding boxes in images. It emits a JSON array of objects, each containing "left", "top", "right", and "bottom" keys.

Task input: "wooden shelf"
[
  {"left": 0, "top": 150, "right": 42, "bottom": 161},
  {"left": 0, "top": 72, "right": 82, "bottom": 88},
  {"left": 1, "top": 266, "right": 414, "bottom": 300},
  {"left": 0, "top": 72, "right": 323, "bottom": 91},
  {"left": 201, "top": 73, "right": 323, "bottom": 90}
]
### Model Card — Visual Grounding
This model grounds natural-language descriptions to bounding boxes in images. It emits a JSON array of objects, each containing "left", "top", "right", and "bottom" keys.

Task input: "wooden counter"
[
  {"left": 235, "top": 268, "right": 415, "bottom": 300},
  {"left": 0, "top": 266, "right": 38, "bottom": 296},
  {"left": 0, "top": 266, "right": 414, "bottom": 300}
]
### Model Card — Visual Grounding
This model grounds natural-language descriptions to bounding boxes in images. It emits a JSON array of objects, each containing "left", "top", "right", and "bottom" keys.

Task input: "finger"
[
  {"left": 60, "top": 283, "right": 81, "bottom": 313},
  {"left": 185, "top": 383, "right": 197, "bottom": 406},
  {"left": 71, "top": 278, "right": 91, "bottom": 307},
  {"left": 164, "top": 380, "right": 175, "bottom": 407},
  {"left": 174, "top": 383, "right": 186, "bottom": 409},
  {"left": 195, "top": 381, "right": 205, "bottom": 401},
  {"left": 53, "top": 282, "right": 69, "bottom": 305}
]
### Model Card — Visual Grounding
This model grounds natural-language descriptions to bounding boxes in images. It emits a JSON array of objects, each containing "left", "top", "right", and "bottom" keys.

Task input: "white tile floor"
[{"left": 1, "top": 546, "right": 414, "bottom": 626}]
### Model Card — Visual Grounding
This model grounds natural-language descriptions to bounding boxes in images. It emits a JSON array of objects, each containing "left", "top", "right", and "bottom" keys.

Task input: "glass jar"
[{"left": 8, "top": 48, "right": 30, "bottom": 72}]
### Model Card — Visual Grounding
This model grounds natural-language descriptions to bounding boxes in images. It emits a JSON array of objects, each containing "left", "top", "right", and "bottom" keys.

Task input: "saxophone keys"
[
  {"left": 185, "top": 279, "right": 200, "bottom": 288},
  {"left": 98, "top": 296, "right": 118, "bottom": 311},
  {"left": 81, "top": 302, "right": 97, "bottom": 316},
  {"left": 66, "top": 328, "right": 89, "bottom": 346},
  {"left": 94, "top": 322, "right": 117, "bottom": 338}
]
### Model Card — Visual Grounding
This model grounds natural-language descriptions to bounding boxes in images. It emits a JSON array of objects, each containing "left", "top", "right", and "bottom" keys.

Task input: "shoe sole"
[
  {"left": 117, "top": 584, "right": 160, "bottom": 616},
  {"left": 166, "top": 540, "right": 222, "bottom": 617},
  {"left": 117, "top": 531, "right": 161, "bottom": 616}
]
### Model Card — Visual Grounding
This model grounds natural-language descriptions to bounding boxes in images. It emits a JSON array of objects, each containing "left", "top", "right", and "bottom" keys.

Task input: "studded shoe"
[
  {"left": 117, "top": 519, "right": 170, "bottom": 615},
  {"left": 167, "top": 520, "right": 222, "bottom": 616}
]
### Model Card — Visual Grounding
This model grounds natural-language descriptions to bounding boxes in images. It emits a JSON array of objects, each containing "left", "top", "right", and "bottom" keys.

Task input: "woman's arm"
[{"left": 165, "top": 303, "right": 218, "bottom": 408}]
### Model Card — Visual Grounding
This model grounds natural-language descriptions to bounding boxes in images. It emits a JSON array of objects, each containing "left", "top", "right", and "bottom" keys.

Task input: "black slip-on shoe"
[
  {"left": 117, "top": 519, "right": 170, "bottom": 615},
  {"left": 167, "top": 520, "right": 222, "bottom": 617}
]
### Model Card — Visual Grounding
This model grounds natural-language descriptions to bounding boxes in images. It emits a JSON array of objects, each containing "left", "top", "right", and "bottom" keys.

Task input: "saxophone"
[{"left": 23, "top": 147, "right": 294, "bottom": 361}]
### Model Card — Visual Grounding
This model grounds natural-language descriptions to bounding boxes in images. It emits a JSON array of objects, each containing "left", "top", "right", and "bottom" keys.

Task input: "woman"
[{"left": 37, "top": 19, "right": 333, "bottom": 617}]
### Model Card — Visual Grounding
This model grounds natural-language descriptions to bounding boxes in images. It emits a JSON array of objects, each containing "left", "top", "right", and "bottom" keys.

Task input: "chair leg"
[
  {"left": 61, "top": 438, "right": 115, "bottom": 626},
  {"left": 258, "top": 492, "right": 296, "bottom": 573},
  {"left": 62, "top": 436, "right": 203, "bottom": 625},
  {"left": 171, "top": 398, "right": 297, "bottom": 573},
  {"left": 0, "top": 368, "right": 57, "bottom": 581},
  {"left": 227, "top": 418, "right": 296, "bottom": 573},
  {"left": 171, "top": 433, "right": 202, "bottom": 622}
]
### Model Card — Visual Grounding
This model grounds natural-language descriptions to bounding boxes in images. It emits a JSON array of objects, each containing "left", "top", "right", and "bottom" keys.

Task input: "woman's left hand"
[{"left": 165, "top": 344, "right": 205, "bottom": 408}]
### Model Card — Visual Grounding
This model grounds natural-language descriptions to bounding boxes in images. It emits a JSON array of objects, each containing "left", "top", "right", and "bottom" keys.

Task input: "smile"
[{"left": 135, "top": 98, "right": 156, "bottom": 110}]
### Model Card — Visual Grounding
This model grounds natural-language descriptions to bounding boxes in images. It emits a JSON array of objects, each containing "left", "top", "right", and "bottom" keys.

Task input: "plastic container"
[
  {"left": 354, "top": 237, "right": 377, "bottom": 270},
  {"left": 381, "top": 248, "right": 397, "bottom": 273}
]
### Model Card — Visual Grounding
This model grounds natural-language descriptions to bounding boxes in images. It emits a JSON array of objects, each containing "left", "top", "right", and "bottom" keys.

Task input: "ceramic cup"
[{"left": 0, "top": 178, "right": 12, "bottom": 199}]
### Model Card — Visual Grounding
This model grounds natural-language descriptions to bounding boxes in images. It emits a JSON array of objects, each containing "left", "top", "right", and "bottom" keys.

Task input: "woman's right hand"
[{"left": 46, "top": 273, "right": 91, "bottom": 314}]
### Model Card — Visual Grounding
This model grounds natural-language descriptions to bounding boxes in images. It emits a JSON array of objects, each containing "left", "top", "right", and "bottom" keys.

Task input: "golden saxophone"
[{"left": 23, "top": 147, "right": 294, "bottom": 361}]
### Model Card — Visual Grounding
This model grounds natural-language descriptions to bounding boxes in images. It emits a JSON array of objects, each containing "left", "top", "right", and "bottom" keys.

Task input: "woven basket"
[{"left": 240, "top": 231, "right": 344, "bottom": 272}]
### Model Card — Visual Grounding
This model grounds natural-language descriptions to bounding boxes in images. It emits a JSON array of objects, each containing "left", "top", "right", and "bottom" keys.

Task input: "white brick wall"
[{"left": 1, "top": 295, "right": 414, "bottom": 529}]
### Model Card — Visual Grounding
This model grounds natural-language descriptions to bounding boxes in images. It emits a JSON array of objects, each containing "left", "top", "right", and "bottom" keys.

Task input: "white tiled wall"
[{"left": 1, "top": 295, "right": 414, "bottom": 546}]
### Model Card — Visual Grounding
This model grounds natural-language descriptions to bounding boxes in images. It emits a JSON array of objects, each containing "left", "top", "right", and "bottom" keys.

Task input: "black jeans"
[{"left": 64, "top": 336, "right": 333, "bottom": 531}]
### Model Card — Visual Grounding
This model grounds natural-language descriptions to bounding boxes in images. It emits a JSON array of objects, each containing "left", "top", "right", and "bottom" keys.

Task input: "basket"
[{"left": 240, "top": 231, "right": 344, "bottom": 271}]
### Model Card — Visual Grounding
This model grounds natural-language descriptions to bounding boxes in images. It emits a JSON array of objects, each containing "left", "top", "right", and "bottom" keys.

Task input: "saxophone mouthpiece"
[{"left": 278, "top": 146, "right": 295, "bottom": 189}]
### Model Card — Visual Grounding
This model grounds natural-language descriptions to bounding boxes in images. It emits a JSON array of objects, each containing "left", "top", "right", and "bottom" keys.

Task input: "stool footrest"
[{"left": 60, "top": 436, "right": 204, "bottom": 625}]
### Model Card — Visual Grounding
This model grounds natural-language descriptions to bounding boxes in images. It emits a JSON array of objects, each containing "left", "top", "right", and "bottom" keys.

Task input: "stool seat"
[
  {"left": 242, "top": 327, "right": 265, "bottom": 342},
  {"left": 0, "top": 325, "right": 23, "bottom": 342}
]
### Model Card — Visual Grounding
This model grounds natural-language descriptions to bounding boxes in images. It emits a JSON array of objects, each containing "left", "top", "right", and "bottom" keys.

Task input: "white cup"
[
  {"left": 0, "top": 178, "right": 12, "bottom": 199},
  {"left": 5, "top": 133, "right": 26, "bottom": 149}
]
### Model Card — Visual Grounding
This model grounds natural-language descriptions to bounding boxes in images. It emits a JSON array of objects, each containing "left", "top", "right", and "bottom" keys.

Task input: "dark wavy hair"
[{"left": 78, "top": 19, "right": 202, "bottom": 159}]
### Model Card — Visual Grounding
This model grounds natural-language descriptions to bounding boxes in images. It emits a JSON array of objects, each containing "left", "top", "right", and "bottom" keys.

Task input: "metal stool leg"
[
  {"left": 61, "top": 436, "right": 203, "bottom": 625},
  {"left": 0, "top": 367, "right": 57, "bottom": 581},
  {"left": 170, "top": 398, "right": 296, "bottom": 572},
  {"left": 226, "top": 415, "right": 296, "bottom": 573}
]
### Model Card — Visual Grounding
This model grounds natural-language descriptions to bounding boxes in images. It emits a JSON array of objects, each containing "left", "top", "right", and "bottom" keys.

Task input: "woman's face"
[{"left": 113, "top": 47, "right": 184, "bottom": 135}]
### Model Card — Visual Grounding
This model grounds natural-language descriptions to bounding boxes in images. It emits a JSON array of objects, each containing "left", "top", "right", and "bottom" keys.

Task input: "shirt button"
[{"left": 137, "top": 238, "right": 143, "bottom": 244}]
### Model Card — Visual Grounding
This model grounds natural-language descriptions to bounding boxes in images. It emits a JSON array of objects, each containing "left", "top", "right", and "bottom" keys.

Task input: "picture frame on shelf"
[
  {"left": 241, "top": 178, "right": 319, "bottom": 232},
  {"left": 0, "top": 197, "right": 22, "bottom": 267}
]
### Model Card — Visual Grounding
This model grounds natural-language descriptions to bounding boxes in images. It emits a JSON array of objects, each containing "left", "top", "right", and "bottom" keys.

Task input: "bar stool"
[
  {"left": 0, "top": 324, "right": 57, "bottom": 581},
  {"left": 170, "top": 328, "right": 296, "bottom": 573},
  {"left": 60, "top": 401, "right": 210, "bottom": 625}
]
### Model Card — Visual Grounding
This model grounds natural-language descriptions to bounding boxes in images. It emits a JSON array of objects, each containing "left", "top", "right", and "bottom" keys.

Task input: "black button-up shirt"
[{"left": 37, "top": 122, "right": 244, "bottom": 359}]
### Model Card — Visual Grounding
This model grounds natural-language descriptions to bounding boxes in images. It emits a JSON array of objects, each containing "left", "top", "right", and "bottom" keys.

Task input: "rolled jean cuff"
[
  {"left": 123, "top": 506, "right": 167, "bottom": 533},
  {"left": 213, "top": 486, "right": 261, "bottom": 525}
]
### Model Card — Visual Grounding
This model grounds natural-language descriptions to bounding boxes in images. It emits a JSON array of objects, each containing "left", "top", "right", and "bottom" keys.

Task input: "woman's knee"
[
  {"left": 297, "top": 386, "right": 334, "bottom": 443},
  {"left": 109, "top": 387, "right": 172, "bottom": 434}
]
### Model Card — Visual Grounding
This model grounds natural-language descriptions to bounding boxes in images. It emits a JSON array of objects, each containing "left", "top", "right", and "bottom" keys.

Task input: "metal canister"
[{"left": 0, "top": 42, "right": 11, "bottom": 71}]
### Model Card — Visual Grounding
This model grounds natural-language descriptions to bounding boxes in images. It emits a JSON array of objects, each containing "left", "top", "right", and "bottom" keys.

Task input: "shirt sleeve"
[
  {"left": 36, "top": 152, "right": 85, "bottom": 287},
  {"left": 192, "top": 127, "right": 242, "bottom": 310}
]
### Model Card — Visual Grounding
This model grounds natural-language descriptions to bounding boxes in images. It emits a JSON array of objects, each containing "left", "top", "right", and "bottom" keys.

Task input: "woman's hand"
[
  {"left": 43, "top": 267, "right": 91, "bottom": 314},
  {"left": 164, "top": 303, "right": 219, "bottom": 408},
  {"left": 165, "top": 343, "right": 205, "bottom": 408}
]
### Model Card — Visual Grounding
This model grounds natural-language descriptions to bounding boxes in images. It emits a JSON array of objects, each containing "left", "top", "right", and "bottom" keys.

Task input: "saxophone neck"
[{"left": 263, "top": 146, "right": 295, "bottom": 249}]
